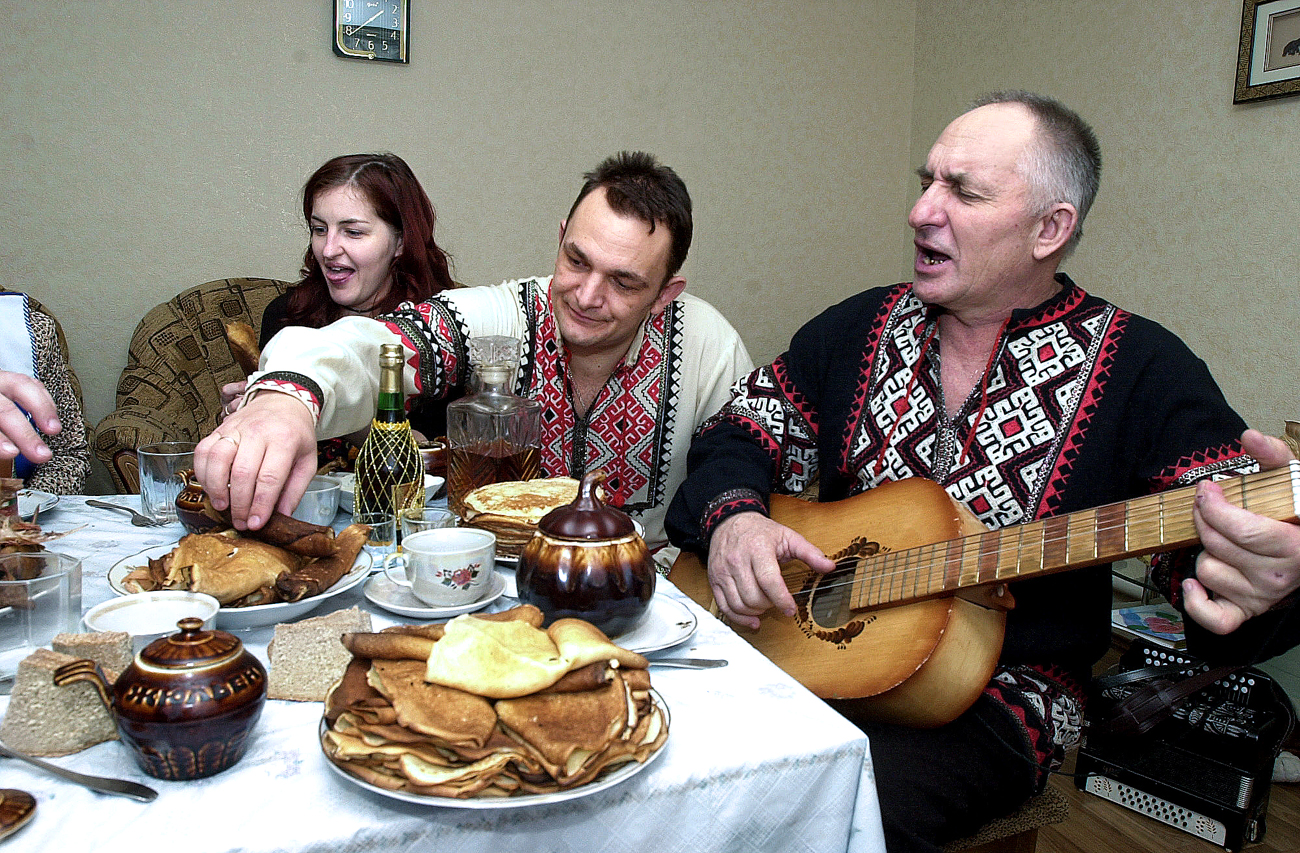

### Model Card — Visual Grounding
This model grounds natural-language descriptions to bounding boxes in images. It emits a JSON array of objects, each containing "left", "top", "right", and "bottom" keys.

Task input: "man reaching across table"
[
  {"left": 195, "top": 152, "right": 752, "bottom": 554},
  {"left": 666, "top": 92, "right": 1300, "bottom": 851}
]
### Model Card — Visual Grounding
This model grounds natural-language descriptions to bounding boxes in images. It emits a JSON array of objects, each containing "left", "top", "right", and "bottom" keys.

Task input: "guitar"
[{"left": 668, "top": 462, "right": 1300, "bottom": 727}]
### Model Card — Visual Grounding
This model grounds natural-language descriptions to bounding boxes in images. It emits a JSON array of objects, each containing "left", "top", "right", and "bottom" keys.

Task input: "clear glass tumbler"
[
  {"left": 0, "top": 551, "right": 82, "bottom": 681},
  {"left": 137, "top": 441, "right": 196, "bottom": 524}
]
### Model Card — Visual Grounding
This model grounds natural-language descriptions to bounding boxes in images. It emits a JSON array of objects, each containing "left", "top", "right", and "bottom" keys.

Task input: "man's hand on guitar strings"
[
  {"left": 1185, "top": 429, "right": 1300, "bottom": 635},
  {"left": 707, "top": 512, "right": 835, "bottom": 630}
]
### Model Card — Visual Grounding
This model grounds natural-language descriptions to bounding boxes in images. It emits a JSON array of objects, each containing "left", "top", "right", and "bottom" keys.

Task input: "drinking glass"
[
  {"left": 137, "top": 442, "right": 196, "bottom": 524},
  {"left": 400, "top": 507, "right": 455, "bottom": 539},
  {"left": 0, "top": 551, "right": 82, "bottom": 681},
  {"left": 353, "top": 511, "right": 397, "bottom": 560}
]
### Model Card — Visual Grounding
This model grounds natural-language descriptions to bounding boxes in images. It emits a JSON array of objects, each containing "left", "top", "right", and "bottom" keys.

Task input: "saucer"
[{"left": 364, "top": 570, "right": 506, "bottom": 618}]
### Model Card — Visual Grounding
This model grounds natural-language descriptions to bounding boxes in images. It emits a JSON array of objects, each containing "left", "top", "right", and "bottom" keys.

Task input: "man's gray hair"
[{"left": 972, "top": 91, "right": 1101, "bottom": 256}]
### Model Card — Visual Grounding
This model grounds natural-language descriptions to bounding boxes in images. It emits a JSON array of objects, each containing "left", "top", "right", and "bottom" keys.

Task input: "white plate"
[
  {"left": 333, "top": 474, "right": 445, "bottom": 515},
  {"left": 108, "top": 542, "right": 373, "bottom": 630},
  {"left": 16, "top": 489, "right": 58, "bottom": 520},
  {"left": 364, "top": 570, "right": 506, "bottom": 619},
  {"left": 615, "top": 595, "right": 698, "bottom": 654},
  {"left": 320, "top": 690, "right": 668, "bottom": 808}
]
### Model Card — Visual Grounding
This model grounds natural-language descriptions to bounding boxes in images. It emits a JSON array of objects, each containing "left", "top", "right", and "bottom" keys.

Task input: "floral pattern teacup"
[{"left": 382, "top": 528, "right": 495, "bottom": 607}]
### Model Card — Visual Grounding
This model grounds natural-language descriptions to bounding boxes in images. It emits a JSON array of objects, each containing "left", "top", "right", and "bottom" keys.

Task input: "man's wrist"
[{"left": 701, "top": 488, "right": 767, "bottom": 544}]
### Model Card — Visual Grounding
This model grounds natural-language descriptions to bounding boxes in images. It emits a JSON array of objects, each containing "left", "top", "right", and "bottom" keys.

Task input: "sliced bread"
[
  {"left": 0, "top": 648, "right": 118, "bottom": 756},
  {"left": 52, "top": 631, "right": 134, "bottom": 683},
  {"left": 267, "top": 606, "right": 372, "bottom": 702}
]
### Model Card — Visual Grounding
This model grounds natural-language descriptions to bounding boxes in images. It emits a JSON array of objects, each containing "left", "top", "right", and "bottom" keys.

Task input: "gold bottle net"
[{"left": 354, "top": 421, "right": 424, "bottom": 519}]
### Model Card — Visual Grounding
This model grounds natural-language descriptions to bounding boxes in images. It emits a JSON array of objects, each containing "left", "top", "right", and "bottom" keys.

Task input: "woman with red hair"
[{"left": 224, "top": 153, "right": 457, "bottom": 441}]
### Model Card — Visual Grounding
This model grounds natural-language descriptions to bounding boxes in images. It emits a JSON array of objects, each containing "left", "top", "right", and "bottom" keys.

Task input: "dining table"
[{"left": 0, "top": 493, "right": 886, "bottom": 853}]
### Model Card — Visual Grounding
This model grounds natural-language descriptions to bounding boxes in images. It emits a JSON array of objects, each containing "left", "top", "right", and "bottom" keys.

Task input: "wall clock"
[{"left": 333, "top": 0, "right": 409, "bottom": 64}]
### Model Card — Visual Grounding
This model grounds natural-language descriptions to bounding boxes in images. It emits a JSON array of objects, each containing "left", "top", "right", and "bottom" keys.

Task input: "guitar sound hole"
[{"left": 807, "top": 562, "right": 858, "bottom": 628}]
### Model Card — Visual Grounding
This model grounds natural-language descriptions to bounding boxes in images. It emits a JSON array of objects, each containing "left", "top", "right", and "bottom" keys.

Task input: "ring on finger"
[{"left": 217, "top": 433, "right": 241, "bottom": 448}]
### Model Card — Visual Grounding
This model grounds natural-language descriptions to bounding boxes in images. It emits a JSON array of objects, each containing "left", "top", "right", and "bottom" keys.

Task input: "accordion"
[{"left": 1076, "top": 642, "right": 1296, "bottom": 851}]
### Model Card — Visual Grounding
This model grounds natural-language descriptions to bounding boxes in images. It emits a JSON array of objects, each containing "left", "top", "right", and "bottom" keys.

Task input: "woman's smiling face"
[{"left": 309, "top": 184, "right": 403, "bottom": 314}]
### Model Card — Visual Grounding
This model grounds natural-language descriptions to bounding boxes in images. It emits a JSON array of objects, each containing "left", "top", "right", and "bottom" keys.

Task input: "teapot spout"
[{"left": 52, "top": 659, "right": 114, "bottom": 710}]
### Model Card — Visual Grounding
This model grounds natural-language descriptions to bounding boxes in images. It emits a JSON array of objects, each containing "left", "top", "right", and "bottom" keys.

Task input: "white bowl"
[
  {"left": 291, "top": 475, "right": 342, "bottom": 525},
  {"left": 83, "top": 591, "right": 221, "bottom": 651},
  {"left": 334, "top": 473, "right": 444, "bottom": 514}
]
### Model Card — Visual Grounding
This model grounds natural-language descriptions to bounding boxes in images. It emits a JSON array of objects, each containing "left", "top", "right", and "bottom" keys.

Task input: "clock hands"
[{"left": 356, "top": 9, "right": 386, "bottom": 30}]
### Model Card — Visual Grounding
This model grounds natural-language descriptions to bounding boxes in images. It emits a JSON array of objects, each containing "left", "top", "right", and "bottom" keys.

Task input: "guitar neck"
[{"left": 852, "top": 461, "right": 1300, "bottom": 611}]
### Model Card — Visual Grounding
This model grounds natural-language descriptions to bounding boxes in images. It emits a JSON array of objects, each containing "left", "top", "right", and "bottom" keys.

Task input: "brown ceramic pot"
[
  {"left": 418, "top": 438, "right": 448, "bottom": 477},
  {"left": 516, "top": 469, "right": 655, "bottom": 636},
  {"left": 54, "top": 617, "right": 267, "bottom": 780},
  {"left": 174, "top": 470, "right": 228, "bottom": 535}
]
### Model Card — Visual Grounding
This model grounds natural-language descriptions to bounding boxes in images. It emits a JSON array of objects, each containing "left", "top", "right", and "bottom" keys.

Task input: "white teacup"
[{"left": 382, "top": 528, "right": 495, "bottom": 607}]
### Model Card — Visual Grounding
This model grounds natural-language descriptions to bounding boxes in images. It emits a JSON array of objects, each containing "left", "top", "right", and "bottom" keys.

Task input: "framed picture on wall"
[{"left": 1235, "top": 0, "right": 1300, "bottom": 102}]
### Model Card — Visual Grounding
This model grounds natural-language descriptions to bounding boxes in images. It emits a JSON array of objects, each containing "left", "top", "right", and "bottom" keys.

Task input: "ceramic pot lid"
[
  {"left": 537, "top": 469, "right": 635, "bottom": 540},
  {"left": 140, "top": 617, "right": 243, "bottom": 669}
]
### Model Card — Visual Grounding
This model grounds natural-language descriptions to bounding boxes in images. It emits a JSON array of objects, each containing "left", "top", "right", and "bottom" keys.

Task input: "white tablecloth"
[{"left": 0, "top": 497, "right": 885, "bottom": 853}]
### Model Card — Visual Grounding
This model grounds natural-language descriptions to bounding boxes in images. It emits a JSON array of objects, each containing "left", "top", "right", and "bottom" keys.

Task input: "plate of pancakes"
[
  {"left": 320, "top": 605, "right": 670, "bottom": 806},
  {"left": 460, "top": 477, "right": 642, "bottom": 563},
  {"left": 109, "top": 526, "right": 373, "bottom": 630}
]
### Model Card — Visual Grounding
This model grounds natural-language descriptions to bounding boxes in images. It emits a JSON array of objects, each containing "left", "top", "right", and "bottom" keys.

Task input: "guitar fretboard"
[{"left": 851, "top": 462, "right": 1300, "bottom": 611}]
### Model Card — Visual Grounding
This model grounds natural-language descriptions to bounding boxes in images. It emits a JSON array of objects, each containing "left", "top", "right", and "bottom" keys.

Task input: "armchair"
[{"left": 93, "top": 277, "right": 291, "bottom": 492}]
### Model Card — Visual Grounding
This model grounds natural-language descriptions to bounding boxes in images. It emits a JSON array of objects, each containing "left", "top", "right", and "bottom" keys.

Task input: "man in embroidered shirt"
[
  {"left": 195, "top": 152, "right": 752, "bottom": 553},
  {"left": 666, "top": 92, "right": 1300, "bottom": 852}
]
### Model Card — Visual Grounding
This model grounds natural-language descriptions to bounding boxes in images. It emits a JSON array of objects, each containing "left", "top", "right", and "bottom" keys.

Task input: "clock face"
[{"left": 334, "top": 0, "right": 409, "bottom": 63}]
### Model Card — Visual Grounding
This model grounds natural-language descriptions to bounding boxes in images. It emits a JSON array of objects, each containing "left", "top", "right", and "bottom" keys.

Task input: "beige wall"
[
  {"left": 5, "top": 0, "right": 1296, "bottom": 491},
  {"left": 912, "top": 0, "right": 1300, "bottom": 435},
  {"left": 1, "top": 1, "right": 916, "bottom": 492}
]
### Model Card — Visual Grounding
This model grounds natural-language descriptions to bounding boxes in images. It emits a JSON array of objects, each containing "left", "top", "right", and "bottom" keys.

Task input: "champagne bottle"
[{"left": 354, "top": 343, "right": 424, "bottom": 522}]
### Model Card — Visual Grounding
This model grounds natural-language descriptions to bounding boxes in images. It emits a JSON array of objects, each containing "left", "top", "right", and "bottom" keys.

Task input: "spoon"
[
  {"left": 84, "top": 500, "right": 169, "bottom": 527},
  {"left": 0, "top": 742, "right": 158, "bottom": 802}
]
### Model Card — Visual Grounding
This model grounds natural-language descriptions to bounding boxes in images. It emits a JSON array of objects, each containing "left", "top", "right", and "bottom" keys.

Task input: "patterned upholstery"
[
  {"left": 93, "top": 277, "right": 291, "bottom": 493},
  {"left": 27, "top": 296, "right": 89, "bottom": 443},
  {"left": 943, "top": 786, "right": 1070, "bottom": 852}
]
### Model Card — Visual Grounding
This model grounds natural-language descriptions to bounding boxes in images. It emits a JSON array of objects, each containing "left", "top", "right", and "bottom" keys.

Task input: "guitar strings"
[
  {"left": 775, "top": 466, "right": 1299, "bottom": 608},
  {"left": 781, "top": 466, "right": 1297, "bottom": 601},
  {"left": 784, "top": 467, "right": 1298, "bottom": 602}
]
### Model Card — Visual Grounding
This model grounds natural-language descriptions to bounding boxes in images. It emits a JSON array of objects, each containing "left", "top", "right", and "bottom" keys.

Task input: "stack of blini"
[
  {"left": 321, "top": 605, "right": 668, "bottom": 798},
  {"left": 458, "top": 477, "right": 584, "bottom": 557}
]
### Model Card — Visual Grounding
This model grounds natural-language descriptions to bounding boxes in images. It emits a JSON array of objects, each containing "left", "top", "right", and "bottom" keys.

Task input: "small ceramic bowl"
[
  {"left": 290, "top": 476, "right": 342, "bottom": 525},
  {"left": 83, "top": 591, "right": 221, "bottom": 651}
]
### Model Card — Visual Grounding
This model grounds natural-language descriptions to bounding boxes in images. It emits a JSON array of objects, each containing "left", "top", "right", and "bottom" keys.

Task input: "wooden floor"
[{"left": 1040, "top": 757, "right": 1300, "bottom": 853}]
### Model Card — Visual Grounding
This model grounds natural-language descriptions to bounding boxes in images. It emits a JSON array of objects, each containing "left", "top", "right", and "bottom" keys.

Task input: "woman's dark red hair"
[{"left": 284, "top": 153, "right": 455, "bottom": 328}]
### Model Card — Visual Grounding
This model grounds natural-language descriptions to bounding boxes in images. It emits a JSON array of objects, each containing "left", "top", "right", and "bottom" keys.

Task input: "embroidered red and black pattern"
[{"left": 702, "top": 359, "right": 821, "bottom": 494}]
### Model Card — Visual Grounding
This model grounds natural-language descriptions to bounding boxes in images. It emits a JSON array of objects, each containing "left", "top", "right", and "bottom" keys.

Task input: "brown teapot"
[
  {"left": 54, "top": 617, "right": 267, "bottom": 780},
  {"left": 516, "top": 469, "right": 655, "bottom": 636}
]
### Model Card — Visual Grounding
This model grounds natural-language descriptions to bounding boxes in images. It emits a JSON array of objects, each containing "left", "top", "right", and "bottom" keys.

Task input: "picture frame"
[{"left": 1235, "top": 0, "right": 1300, "bottom": 103}]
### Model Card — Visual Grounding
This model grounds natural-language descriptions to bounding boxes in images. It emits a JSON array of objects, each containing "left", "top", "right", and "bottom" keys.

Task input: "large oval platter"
[
  {"left": 319, "top": 690, "right": 669, "bottom": 809},
  {"left": 107, "top": 543, "right": 372, "bottom": 630}
]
